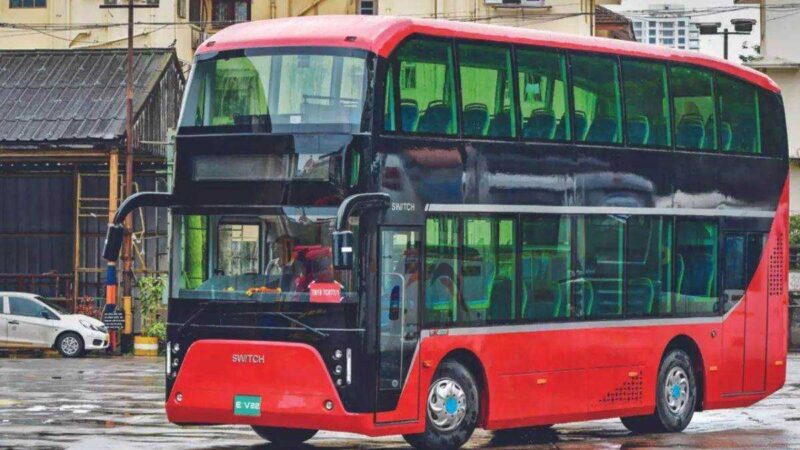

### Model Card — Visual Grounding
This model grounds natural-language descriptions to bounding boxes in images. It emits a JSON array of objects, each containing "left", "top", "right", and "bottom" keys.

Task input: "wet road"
[{"left": 1, "top": 355, "right": 799, "bottom": 449}]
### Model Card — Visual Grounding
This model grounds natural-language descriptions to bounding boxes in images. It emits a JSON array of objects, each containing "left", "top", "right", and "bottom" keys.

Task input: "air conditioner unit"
[{"left": 486, "top": 0, "right": 546, "bottom": 6}]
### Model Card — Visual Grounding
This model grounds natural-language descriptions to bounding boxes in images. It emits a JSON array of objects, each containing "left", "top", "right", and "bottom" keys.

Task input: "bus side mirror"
[
  {"left": 332, "top": 231, "right": 354, "bottom": 270},
  {"left": 103, "top": 224, "right": 125, "bottom": 262}
]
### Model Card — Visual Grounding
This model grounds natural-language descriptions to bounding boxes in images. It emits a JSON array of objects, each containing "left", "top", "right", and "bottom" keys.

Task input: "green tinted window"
[
  {"left": 462, "top": 217, "right": 517, "bottom": 323},
  {"left": 520, "top": 216, "right": 571, "bottom": 321},
  {"left": 384, "top": 63, "right": 396, "bottom": 131},
  {"left": 425, "top": 216, "right": 458, "bottom": 324},
  {"left": 672, "top": 66, "right": 717, "bottom": 150},
  {"left": 626, "top": 216, "right": 672, "bottom": 317},
  {"left": 458, "top": 43, "right": 515, "bottom": 138},
  {"left": 394, "top": 38, "right": 457, "bottom": 135},
  {"left": 571, "top": 54, "right": 623, "bottom": 144},
  {"left": 497, "top": 219, "right": 517, "bottom": 321},
  {"left": 576, "top": 216, "right": 624, "bottom": 318},
  {"left": 516, "top": 49, "right": 570, "bottom": 141},
  {"left": 181, "top": 215, "right": 208, "bottom": 290},
  {"left": 759, "top": 91, "right": 788, "bottom": 158},
  {"left": 622, "top": 60, "right": 671, "bottom": 147},
  {"left": 675, "top": 219, "right": 719, "bottom": 316},
  {"left": 717, "top": 75, "right": 761, "bottom": 153}
]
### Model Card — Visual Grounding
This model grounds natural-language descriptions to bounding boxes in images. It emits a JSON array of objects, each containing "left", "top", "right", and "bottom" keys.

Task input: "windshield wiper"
[{"left": 265, "top": 311, "right": 328, "bottom": 339}]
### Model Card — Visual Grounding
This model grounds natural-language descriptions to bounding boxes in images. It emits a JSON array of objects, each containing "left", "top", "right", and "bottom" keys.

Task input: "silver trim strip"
[
  {"left": 420, "top": 314, "right": 729, "bottom": 338},
  {"left": 425, "top": 204, "right": 775, "bottom": 218}
]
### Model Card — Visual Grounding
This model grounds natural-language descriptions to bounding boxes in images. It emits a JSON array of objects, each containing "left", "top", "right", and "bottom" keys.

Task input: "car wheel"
[
  {"left": 251, "top": 426, "right": 317, "bottom": 447},
  {"left": 403, "top": 360, "right": 480, "bottom": 450},
  {"left": 621, "top": 349, "right": 697, "bottom": 433},
  {"left": 56, "top": 332, "right": 84, "bottom": 358}
]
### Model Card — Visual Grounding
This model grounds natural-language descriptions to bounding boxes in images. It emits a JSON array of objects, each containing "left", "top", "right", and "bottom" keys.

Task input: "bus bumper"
[{"left": 165, "top": 339, "right": 420, "bottom": 436}]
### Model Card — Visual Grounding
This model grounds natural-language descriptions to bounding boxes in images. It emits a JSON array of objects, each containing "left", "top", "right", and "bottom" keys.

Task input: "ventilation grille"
[
  {"left": 769, "top": 231, "right": 785, "bottom": 297},
  {"left": 597, "top": 371, "right": 643, "bottom": 405}
]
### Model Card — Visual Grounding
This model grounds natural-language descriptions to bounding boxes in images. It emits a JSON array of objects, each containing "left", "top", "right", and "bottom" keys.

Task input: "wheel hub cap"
[
  {"left": 664, "top": 367, "right": 690, "bottom": 414},
  {"left": 427, "top": 378, "right": 467, "bottom": 431},
  {"left": 62, "top": 336, "right": 79, "bottom": 355}
]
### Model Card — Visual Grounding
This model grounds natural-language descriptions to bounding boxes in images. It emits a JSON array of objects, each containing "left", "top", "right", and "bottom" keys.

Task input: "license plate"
[{"left": 233, "top": 395, "right": 262, "bottom": 416}]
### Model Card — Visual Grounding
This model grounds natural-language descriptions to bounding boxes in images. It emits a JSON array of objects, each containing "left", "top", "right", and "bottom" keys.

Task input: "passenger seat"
[
  {"left": 676, "top": 113, "right": 705, "bottom": 148},
  {"left": 400, "top": 99, "right": 420, "bottom": 132},
  {"left": 463, "top": 103, "right": 489, "bottom": 136},
  {"left": 523, "top": 108, "right": 557, "bottom": 140},
  {"left": 627, "top": 115, "right": 650, "bottom": 146},
  {"left": 487, "top": 109, "right": 512, "bottom": 138},
  {"left": 417, "top": 101, "right": 453, "bottom": 134}
]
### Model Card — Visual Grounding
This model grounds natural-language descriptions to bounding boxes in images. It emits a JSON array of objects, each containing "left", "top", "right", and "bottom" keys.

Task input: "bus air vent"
[{"left": 768, "top": 231, "right": 785, "bottom": 297}]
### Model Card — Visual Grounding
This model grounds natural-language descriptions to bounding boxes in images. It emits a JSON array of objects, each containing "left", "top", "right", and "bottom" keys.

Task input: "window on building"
[
  {"left": 678, "top": 20, "right": 687, "bottom": 27},
  {"left": 516, "top": 48, "right": 570, "bottom": 141},
  {"left": 674, "top": 220, "right": 719, "bottom": 316},
  {"left": 392, "top": 38, "right": 457, "bottom": 135},
  {"left": 627, "top": 216, "right": 672, "bottom": 317},
  {"left": 678, "top": 37, "right": 686, "bottom": 44},
  {"left": 9, "top": 0, "right": 45, "bottom": 7},
  {"left": 212, "top": 0, "right": 250, "bottom": 24},
  {"left": 663, "top": 38, "right": 675, "bottom": 45},
  {"left": 662, "top": 21, "right": 674, "bottom": 28},
  {"left": 458, "top": 43, "right": 515, "bottom": 138},
  {"left": 521, "top": 216, "right": 571, "bottom": 321},
  {"left": 717, "top": 75, "right": 762, "bottom": 153},
  {"left": 359, "top": 0, "right": 375, "bottom": 14},
  {"left": 425, "top": 217, "right": 458, "bottom": 324},
  {"left": 671, "top": 65, "right": 717, "bottom": 150},
  {"left": 217, "top": 223, "right": 260, "bottom": 276},
  {"left": 622, "top": 59, "right": 671, "bottom": 147},
  {"left": 649, "top": 29, "right": 656, "bottom": 36},
  {"left": 649, "top": 21, "right": 656, "bottom": 27},
  {"left": 571, "top": 54, "right": 623, "bottom": 144},
  {"left": 575, "top": 216, "right": 624, "bottom": 319},
  {"left": 662, "top": 30, "right": 674, "bottom": 37},
  {"left": 678, "top": 28, "right": 686, "bottom": 35},
  {"left": 650, "top": 37, "right": 657, "bottom": 44}
]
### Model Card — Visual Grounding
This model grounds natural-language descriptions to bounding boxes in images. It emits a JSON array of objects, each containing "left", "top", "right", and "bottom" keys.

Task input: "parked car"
[{"left": 0, "top": 292, "right": 109, "bottom": 357}]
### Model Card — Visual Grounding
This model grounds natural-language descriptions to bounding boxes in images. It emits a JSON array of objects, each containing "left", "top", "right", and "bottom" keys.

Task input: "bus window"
[
  {"left": 671, "top": 65, "right": 717, "bottom": 151},
  {"left": 674, "top": 219, "right": 719, "bottom": 316},
  {"left": 217, "top": 223, "right": 261, "bottom": 276},
  {"left": 520, "top": 216, "right": 571, "bottom": 321},
  {"left": 181, "top": 215, "right": 208, "bottom": 290},
  {"left": 717, "top": 75, "right": 761, "bottom": 154},
  {"left": 516, "top": 48, "right": 570, "bottom": 141},
  {"left": 626, "top": 216, "right": 672, "bottom": 317},
  {"left": 424, "top": 216, "right": 458, "bottom": 325},
  {"left": 457, "top": 43, "right": 515, "bottom": 138},
  {"left": 571, "top": 54, "right": 623, "bottom": 145},
  {"left": 576, "top": 216, "right": 624, "bottom": 319},
  {"left": 622, "top": 60, "right": 671, "bottom": 147},
  {"left": 384, "top": 63, "right": 396, "bottom": 131},
  {"left": 759, "top": 91, "right": 788, "bottom": 158},
  {"left": 394, "top": 38, "right": 457, "bottom": 135}
]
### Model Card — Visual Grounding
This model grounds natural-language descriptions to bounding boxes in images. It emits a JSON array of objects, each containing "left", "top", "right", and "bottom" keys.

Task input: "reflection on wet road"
[{"left": 1, "top": 355, "right": 799, "bottom": 449}]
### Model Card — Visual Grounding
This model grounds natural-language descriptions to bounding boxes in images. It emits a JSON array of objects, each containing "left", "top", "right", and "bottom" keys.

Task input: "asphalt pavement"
[{"left": 1, "top": 354, "right": 799, "bottom": 449}]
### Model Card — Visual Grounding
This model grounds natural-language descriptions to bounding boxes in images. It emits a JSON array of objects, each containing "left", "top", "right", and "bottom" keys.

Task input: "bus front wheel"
[
  {"left": 404, "top": 360, "right": 480, "bottom": 450},
  {"left": 251, "top": 426, "right": 317, "bottom": 446},
  {"left": 621, "top": 348, "right": 697, "bottom": 433}
]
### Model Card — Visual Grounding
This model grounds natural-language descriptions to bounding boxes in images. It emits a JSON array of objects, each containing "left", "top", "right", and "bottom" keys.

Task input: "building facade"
[
  {"left": 630, "top": 7, "right": 700, "bottom": 50},
  {"left": 1, "top": 1, "right": 622, "bottom": 67}
]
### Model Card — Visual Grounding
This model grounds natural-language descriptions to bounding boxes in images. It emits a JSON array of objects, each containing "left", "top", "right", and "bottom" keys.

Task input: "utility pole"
[{"left": 100, "top": 0, "right": 158, "bottom": 353}]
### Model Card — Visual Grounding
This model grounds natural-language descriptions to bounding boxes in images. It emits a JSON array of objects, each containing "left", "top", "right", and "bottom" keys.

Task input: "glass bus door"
[{"left": 375, "top": 228, "right": 420, "bottom": 422}]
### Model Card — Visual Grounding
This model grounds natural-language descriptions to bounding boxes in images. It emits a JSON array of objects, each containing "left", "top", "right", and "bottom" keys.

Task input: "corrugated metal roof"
[{"left": 0, "top": 48, "right": 178, "bottom": 148}]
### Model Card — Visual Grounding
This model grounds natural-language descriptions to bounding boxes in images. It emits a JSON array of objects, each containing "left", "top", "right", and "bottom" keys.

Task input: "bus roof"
[{"left": 198, "top": 15, "right": 779, "bottom": 93}]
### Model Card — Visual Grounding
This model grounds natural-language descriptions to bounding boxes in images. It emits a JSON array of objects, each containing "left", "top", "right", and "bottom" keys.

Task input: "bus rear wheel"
[
  {"left": 403, "top": 360, "right": 480, "bottom": 450},
  {"left": 621, "top": 348, "right": 697, "bottom": 433},
  {"left": 251, "top": 426, "right": 317, "bottom": 446}
]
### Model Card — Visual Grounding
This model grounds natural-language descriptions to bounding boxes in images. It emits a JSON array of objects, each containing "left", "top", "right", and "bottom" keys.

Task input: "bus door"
[
  {"left": 375, "top": 227, "right": 421, "bottom": 423},
  {"left": 722, "top": 232, "right": 766, "bottom": 393}
]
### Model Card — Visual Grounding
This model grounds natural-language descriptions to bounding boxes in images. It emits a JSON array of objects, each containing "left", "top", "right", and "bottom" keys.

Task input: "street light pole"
[
  {"left": 696, "top": 19, "right": 755, "bottom": 61},
  {"left": 100, "top": 0, "right": 159, "bottom": 353}
]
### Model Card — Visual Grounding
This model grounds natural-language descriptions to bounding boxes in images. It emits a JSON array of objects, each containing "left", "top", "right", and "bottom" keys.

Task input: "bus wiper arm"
[{"left": 267, "top": 312, "right": 328, "bottom": 339}]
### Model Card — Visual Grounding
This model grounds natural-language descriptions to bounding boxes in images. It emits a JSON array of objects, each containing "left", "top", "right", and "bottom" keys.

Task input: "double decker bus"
[{"left": 104, "top": 15, "right": 789, "bottom": 450}]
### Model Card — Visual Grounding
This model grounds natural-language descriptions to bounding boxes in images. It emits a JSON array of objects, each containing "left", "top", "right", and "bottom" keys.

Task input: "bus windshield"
[
  {"left": 172, "top": 208, "right": 358, "bottom": 303},
  {"left": 180, "top": 48, "right": 369, "bottom": 133}
]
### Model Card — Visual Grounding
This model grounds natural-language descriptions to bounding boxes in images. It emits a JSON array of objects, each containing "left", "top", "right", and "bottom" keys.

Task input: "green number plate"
[{"left": 233, "top": 395, "right": 262, "bottom": 416}]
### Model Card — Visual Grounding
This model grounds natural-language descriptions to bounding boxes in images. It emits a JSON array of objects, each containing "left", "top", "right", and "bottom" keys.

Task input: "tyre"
[
  {"left": 621, "top": 348, "right": 697, "bottom": 434},
  {"left": 56, "top": 332, "right": 84, "bottom": 358},
  {"left": 492, "top": 425, "right": 556, "bottom": 445},
  {"left": 403, "top": 360, "right": 480, "bottom": 450},
  {"left": 251, "top": 426, "right": 317, "bottom": 447}
]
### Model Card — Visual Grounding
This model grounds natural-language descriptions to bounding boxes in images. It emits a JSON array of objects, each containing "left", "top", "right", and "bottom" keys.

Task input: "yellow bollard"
[{"left": 123, "top": 295, "right": 133, "bottom": 335}]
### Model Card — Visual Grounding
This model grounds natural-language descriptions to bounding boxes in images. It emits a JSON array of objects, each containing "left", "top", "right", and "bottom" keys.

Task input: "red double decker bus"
[{"left": 104, "top": 15, "right": 789, "bottom": 450}]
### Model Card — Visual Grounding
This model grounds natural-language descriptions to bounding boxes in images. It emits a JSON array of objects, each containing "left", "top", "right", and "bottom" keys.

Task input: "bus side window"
[
  {"left": 457, "top": 42, "right": 515, "bottom": 138},
  {"left": 570, "top": 54, "right": 623, "bottom": 145},
  {"left": 758, "top": 91, "right": 788, "bottom": 158},
  {"left": 393, "top": 37, "right": 457, "bottom": 135},
  {"left": 424, "top": 216, "right": 458, "bottom": 325},
  {"left": 516, "top": 48, "right": 570, "bottom": 141},
  {"left": 622, "top": 59, "right": 671, "bottom": 147},
  {"left": 674, "top": 219, "right": 719, "bottom": 316},
  {"left": 671, "top": 65, "right": 717, "bottom": 151},
  {"left": 717, "top": 75, "right": 761, "bottom": 154}
]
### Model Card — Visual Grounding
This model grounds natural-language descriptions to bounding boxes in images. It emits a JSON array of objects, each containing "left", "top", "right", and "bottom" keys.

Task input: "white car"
[{"left": 0, "top": 292, "right": 109, "bottom": 358}]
